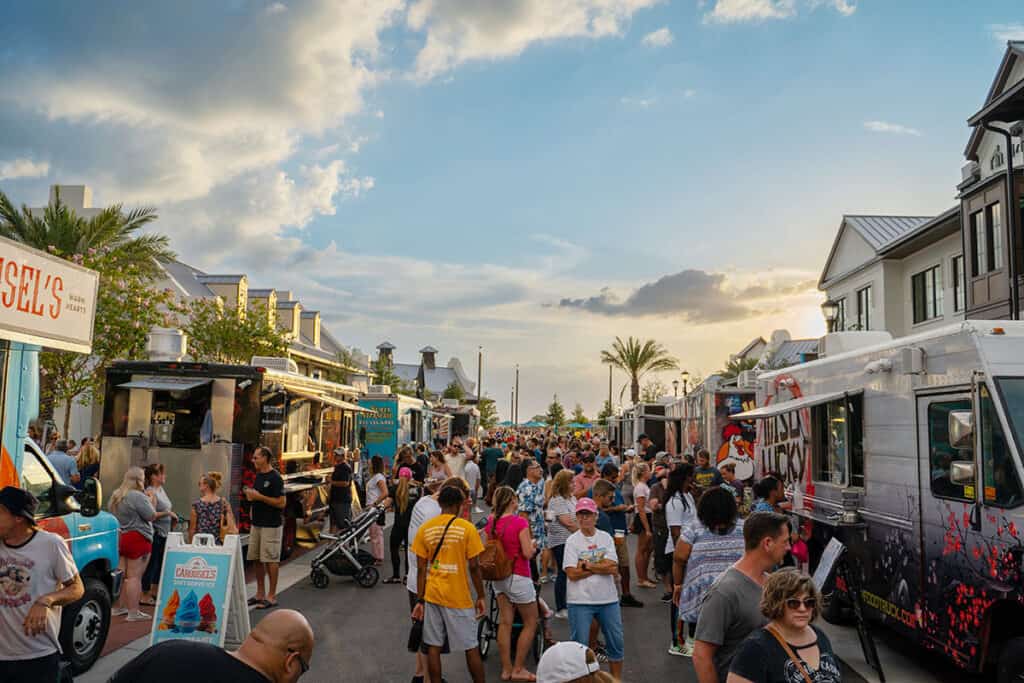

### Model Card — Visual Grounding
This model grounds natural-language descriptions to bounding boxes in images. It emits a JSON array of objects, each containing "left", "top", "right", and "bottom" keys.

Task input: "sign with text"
[{"left": 0, "top": 236, "right": 99, "bottom": 353}]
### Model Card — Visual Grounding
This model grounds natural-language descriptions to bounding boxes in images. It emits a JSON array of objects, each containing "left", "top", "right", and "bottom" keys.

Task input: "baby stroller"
[
  {"left": 477, "top": 581, "right": 547, "bottom": 664},
  {"left": 309, "top": 503, "right": 385, "bottom": 589}
]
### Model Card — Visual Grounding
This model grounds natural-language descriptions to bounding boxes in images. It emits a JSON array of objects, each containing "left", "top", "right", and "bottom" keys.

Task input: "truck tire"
[
  {"left": 822, "top": 581, "right": 853, "bottom": 626},
  {"left": 998, "top": 636, "right": 1024, "bottom": 683},
  {"left": 59, "top": 577, "right": 111, "bottom": 674}
]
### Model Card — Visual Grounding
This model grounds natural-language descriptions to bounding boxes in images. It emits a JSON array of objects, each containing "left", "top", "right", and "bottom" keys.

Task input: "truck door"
[{"left": 917, "top": 386, "right": 1024, "bottom": 671}]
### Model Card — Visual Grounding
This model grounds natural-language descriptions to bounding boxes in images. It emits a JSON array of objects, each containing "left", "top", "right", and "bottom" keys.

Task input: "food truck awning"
[
  {"left": 119, "top": 377, "right": 213, "bottom": 392},
  {"left": 729, "top": 389, "right": 862, "bottom": 420},
  {"left": 288, "top": 388, "right": 373, "bottom": 413}
]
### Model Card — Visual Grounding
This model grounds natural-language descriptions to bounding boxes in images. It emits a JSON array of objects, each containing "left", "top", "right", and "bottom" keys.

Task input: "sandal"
[
  {"left": 247, "top": 597, "right": 267, "bottom": 607},
  {"left": 383, "top": 577, "right": 403, "bottom": 584},
  {"left": 256, "top": 600, "right": 278, "bottom": 609}
]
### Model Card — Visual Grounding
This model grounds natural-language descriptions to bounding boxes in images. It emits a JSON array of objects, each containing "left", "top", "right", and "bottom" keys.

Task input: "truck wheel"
[
  {"left": 822, "top": 586, "right": 853, "bottom": 625},
  {"left": 998, "top": 636, "right": 1024, "bottom": 683},
  {"left": 59, "top": 577, "right": 111, "bottom": 674}
]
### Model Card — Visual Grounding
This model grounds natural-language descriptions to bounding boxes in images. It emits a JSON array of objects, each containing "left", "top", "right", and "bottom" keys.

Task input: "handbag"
[
  {"left": 408, "top": 516, "right": 458, "bottom": 653},
  {"left": 479, "top": 517, "right": 514, "bottom": 581},
  {"left": 220, "top": 499, "right": 238, "bottom": 542},
  {"left": 765, "top": 625, "right": 815, "bottom": 683}
]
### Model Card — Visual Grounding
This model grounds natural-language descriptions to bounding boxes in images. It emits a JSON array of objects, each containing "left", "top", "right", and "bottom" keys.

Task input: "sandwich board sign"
[{"left": 150, "top": 533, "right": 251, "bottom": 649}]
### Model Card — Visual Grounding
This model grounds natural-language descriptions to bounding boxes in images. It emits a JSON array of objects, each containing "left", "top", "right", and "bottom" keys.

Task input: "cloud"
[
  {"left": 683, "top": 88, "right": 697, "bottom": 98},
  {"left": 863, "top": 120, "right": 923, "bottom": 137},
  {"left": 0, "top": 158, "right": 49, "bottom": 180},
  {"left": 991, "top": 23, "right": 1024, "bottom": 42},
  {"left": 702, "top": 0, "right": 854, "bottom": 23},
  {"left": 641, "top": 27, "right": 673, "bottom": 47},
  {"left": 407, "top": 0, "right": 661, "bottom": 81},
  {"left": 557, "top": 269, "right": 817, "bottom": 323},
  {"left": 620, "top": 96, "right": 657, "bottom": 108}
]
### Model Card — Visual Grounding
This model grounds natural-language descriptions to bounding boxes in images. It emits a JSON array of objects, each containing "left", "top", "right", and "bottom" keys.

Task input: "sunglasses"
[
  {"left": 785, "top": 598, "right": 817, "bottom": 611},
  {"left": 289, "top": 649, "right": 310, "bottom": 676}
]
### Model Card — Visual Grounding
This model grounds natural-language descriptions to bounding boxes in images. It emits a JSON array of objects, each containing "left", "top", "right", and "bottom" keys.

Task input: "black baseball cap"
[
  {"left": 0, "top": 487, "right": 37, "bottom": 523},
  {"left": 638, "top": 433, "right": 651, "bottom": 441}
]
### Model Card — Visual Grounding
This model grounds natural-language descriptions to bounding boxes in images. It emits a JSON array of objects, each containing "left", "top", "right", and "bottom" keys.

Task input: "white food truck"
[{"left": 733, "top": 321, "right": 1024, "bottom": 679}]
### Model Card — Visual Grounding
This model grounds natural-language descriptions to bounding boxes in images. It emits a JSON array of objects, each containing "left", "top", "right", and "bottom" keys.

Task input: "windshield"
[{"left": 998, "top": 378, "right": 1024, "bottom": 454}]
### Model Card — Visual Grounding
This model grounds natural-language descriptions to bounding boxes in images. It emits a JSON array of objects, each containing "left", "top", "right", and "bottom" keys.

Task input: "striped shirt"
[{"left": 677, "top": 521, "right": 746, "bottom": 623}]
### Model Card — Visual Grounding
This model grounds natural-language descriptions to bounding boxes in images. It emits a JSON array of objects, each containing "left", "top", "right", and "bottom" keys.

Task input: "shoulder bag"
[
  {"left": 765, "top": 625, "right": 814, "bottom": 683},
  {"left": 219, "top": 499, "right": 238, "bottom": 542},
  {"left": 408, "top": 515, "right": 458, "bottom": 652},
  {"left": 479, "top": 516, "right": 514, "bottom": 581}
]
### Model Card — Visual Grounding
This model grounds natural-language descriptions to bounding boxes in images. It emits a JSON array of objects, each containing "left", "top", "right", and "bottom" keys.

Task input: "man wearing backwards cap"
[
  {"left": 536, "top": 641, "right": 614, "bottom": 683},
  {"left": 563, "top": 497, "right": 624, "bottom": 681},
  {"left": 0, "top": 486, "right": 84, "bottom": 683}
]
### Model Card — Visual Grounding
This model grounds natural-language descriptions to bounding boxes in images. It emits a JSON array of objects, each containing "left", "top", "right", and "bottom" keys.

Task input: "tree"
[
  {"left": 641, "top": 378, "right": 670, "bottom": 403},
  {"left": 477, "top": 397, "right": 498, "bottom": 430},
  {"left": 600, "top": 336, "right": 679, "bottom": 405},
  {"left": 571, "top": 403, "right": 589, "bottom": 424},
  {"left": 0, "top": 189, "right": 178, "bottom": 434},
  {"left": 442, "top": 381, "right": 465, "bottom": 401},
  {"left": 545, "top": 394, "right": 566, "bottom": 429},
  {"left": 596, "top": 399, "right": 614, "bottom": 426},
  {"left": 372, "top": 358, "right": 417, "bottom": 396},
  {"left": 529, "top": 415, "right": 548, "bottom": 424},
  {"left": 719, "top": 356, "right": 759, "bottom": 379},
  {"left": 180, "top": 299, "right": 290, "bottom": 364},
  {"left": 325, "top": 347, "right": 358, "bottom": 385}
]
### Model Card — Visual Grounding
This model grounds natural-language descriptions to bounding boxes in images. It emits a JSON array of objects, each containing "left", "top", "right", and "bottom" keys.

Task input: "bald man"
[{"left": 108, "top": 609, "right": 314, "bottom": 683}]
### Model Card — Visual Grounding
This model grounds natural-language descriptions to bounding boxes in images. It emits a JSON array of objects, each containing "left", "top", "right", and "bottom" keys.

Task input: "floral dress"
[
  {"left": 193, "top": 498, "right": 227, "bottom": 543},
  {"left": 516, "top": 478, "right": 547, "bottom": 549}
]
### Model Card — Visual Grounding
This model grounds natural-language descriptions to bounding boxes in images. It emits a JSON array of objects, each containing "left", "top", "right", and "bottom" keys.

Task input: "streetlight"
[
  {"left": 672, "top": 379, "right": 679, "bottom": 397},
  {"left": 681, "top": 370, "right": 690, "bottom": 395},
  {"left": 821, "top": 299, "right": 839, "bottom": 333}
]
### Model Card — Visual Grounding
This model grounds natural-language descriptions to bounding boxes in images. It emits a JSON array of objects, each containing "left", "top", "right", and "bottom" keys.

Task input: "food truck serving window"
[
  {"left": 811, "top": 394, "right": 864, "bottom": 487},
  {"left": 982, "top": 382, "right": 1023, "bottom": 508}
]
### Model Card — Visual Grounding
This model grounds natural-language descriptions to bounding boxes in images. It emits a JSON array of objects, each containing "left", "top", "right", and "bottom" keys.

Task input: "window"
[
  {"left": 971, "top": 210, "right": 987, "bottom": 277},
  {"left": 149, "top": 385, "right": 213, "bottom": 448},
  {"left": 980, "top": 383, "right": 1023, "bottom": 507},
  {"left": 927, "top": 399, "right": 973, "bottom": 501},
  {"left": 987, "top": 203, "right": 1004, "bottom": 271},
  {"left": 834, "top": 298, "right": 847, "bottom": 332},
  {"left": 952, "top": 255, "right": 965, "bottom": 313},
  {"left": 855, "top": 286, "right": 872, "bottom": 330},
  {"left": 285, "top": 398, "right": 312, "bottom": 453},
  {"left": 812, "top": 394, "right": 864, "bottom": 487},
  {"left": 912, "top": 265, "right": 944, "bottom": 324},
  {"left": 21, "top": 448, "right": 56, "bottom": 516}
]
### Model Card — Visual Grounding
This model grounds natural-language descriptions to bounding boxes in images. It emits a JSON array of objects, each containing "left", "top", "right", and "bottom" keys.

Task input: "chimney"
[
  {"left": 147, "top": 327, "right": 187, "bottom": 362},
  {"left": 419, "top": 346, "right": 438, "bottom": 370},
  {"left": 50, "top": 185, "right": 92, "bottom": 211},
  {"left": 376, "top": 341, "right": 395, "bottom": 368},
  {"left": 300, "top": 311, "right": 321, "bottom": 347}
]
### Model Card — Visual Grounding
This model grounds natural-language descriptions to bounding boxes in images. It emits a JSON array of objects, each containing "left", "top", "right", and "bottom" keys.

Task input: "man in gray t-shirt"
[{"left": 693, "top": 512, "right": 791, "bottom": 683}]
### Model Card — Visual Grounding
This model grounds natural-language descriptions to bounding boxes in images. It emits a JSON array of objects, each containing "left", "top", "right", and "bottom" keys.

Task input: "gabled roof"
[
  {"left": 248, "top": 288, "right": 276, "bottom": 297},
  {"left": 392, "top": 363, "right": 420, "bottom": 384},
  {"left": 159, "top": 260, "right": 216, "bottom": 299},
  {"left": 966, "top": 41, "right": 1024, "bottom": 160},
  {"left": 376, "top": 341, "right": 396, "bottom": 350},
  {"left": 771, "top": 339, "right": 818, "bottom": 367},
  {"left": 419, "top": 345, "right": 439, "bottom": 354},
  {"left": 842, "top": 215, "right": 934, "bottom": 251},
  {"left": 734, "top": 336, "right": 766, "bottom": 360},
  {"left": 300, "top": 310, "right": 320, "bottom": 318}
]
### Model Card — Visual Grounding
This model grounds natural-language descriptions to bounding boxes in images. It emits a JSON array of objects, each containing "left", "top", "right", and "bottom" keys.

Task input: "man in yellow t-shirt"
[{"left": 411, "top": 485, "right": 485, "bottom": 683}]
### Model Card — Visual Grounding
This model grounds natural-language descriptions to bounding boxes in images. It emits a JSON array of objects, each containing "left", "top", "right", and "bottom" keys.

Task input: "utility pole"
[
  {"left": 477, "top": 346, "right": 483, "bottom": 406},
  {"left": 607, "top": 365, "right": 612, "bottom": 413},
  {"left": 510, "top": 389, "right": 514, "bottom": 424},
  {"left": 514, "top": 364, "right": 520, "bottom": 426}
]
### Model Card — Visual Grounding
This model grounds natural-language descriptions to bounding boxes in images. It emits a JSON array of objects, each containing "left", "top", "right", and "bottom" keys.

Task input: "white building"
[{"left": 818, "top": 208, "right": 965, "bottom": 338}]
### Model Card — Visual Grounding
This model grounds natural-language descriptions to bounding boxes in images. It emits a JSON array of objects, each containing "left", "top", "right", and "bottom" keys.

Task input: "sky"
[{"left": 0, "top": 1, "right": 1021, "bottom": 420}]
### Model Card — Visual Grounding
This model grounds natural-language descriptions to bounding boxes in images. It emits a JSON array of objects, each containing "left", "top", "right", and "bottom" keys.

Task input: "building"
[
  {"left": 819, "top": 210, "right": 965, "bottom": 337},
  {"left": 375, "top": 342, "right": 477, "bottom": 400},
  {"left": 959, "top": 41, "right": 1024, "bottom": 321}
]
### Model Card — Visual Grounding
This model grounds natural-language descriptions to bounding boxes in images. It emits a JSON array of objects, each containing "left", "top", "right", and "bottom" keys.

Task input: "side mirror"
[
  {"left": 950, "top": 461, "right": 976, "bottom": 485},
  {"left": 52, "top": 483, "right": 81, "bottom": 516},
  {"left": 77, "top": 477, "right": 102, "bottom": 517},
  {"left": 949, "top": 410, "right": 974, "bottom": 450}
]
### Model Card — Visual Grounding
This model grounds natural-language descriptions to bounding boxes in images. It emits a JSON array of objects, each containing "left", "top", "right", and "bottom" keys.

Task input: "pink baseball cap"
[
  {"left": 398, "top": 467, "right": 413, "bottom": 479},
  {"left": 575, "top": 498, "right": 598, "bottom": 514}
]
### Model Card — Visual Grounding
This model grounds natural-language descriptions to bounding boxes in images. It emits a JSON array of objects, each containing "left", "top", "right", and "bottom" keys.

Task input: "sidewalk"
[{"left": 818, "top": 620, "right": 949, "bottom": 683}]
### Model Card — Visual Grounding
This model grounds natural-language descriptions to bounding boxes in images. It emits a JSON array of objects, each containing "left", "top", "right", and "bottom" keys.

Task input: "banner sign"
[
  {"left": 0, "top": 235, "right": 99, "bottom": 353},
  {"left": 151, "top": 533, "right": 250, "bottom": 649},
  {"left": 358, "top": 398, "right": 398, "bottom": 462}
]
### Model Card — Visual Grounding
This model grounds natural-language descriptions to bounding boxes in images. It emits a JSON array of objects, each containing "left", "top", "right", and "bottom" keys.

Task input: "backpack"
[{"left": 479, "top": 516, "right": 515, "bottom": 581}]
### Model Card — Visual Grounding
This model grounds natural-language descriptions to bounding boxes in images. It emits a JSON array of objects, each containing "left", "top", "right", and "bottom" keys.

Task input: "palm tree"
[
  {"left": 719, "top": 356, "right": 759, "bottom": 379},
  {"left": 0, "top": 188, "right": 173, "bottom": 275},
  {"left": 600, "top": 336, "right": 679, "bottom": 405}
]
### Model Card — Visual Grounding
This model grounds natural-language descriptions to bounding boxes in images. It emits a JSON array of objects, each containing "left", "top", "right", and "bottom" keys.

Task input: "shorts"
[
  {"left": 423, "top": 602, "right": 478, "bottom": 652},
  {"left": 247, "top": 525, "right": 283, "bottom": 563},
  {"left": 568, "top": 602, "right": 624, "bottom": 662},
  {"left": 493, "top": 574, "right": 537, "bottom": 604},
  {"left": 613, "top": 535, "right": 630, "bottom": 567},
  {"left": 119, "top": 530, "right": 153, "bottom": 560},
  {"left": 0, "top": 652, "right": 60, "bottom": 683},
  {"left": 631, "top": 512, "right": 653, "bottom": 534}
]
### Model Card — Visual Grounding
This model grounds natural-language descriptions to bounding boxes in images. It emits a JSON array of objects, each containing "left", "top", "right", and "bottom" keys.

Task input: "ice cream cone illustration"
[
  {"left": 159, "top": 589, "right": 180, "bottom": 631},
  {"left": 176, "top": 590, "right": 201, "bottom": 633},
  {"left": 198, "top": 593, "right": 217, "bottom": 633}
]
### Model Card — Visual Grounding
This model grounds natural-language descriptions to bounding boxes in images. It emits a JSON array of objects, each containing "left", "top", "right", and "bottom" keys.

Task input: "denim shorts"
[
  {"left": 567, "top": 602, "right": 624, "bottom": 662},
  {"left": 493, "top": 574, "right": 536, "bottom": 604}
]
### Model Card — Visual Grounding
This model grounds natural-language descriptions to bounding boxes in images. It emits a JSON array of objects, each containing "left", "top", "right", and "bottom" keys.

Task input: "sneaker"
[
  {"left": 539, "top": 575, "right": 550, "bottom": 584},
  {"left": 620, "top": 594, "right": 644, "bottom": 608},
  {"left": 126, "top": 611, "right": 151, "bottom": 622},
  {"left": 111, "top": 607, "right": 128, "bottom": 617},
  {"left": 554, "top": 609, "right": 568, "bottom": 620},
  {"left": 681, "top": 641, "right": 695, "bottom": 657},
  {"left": 668, "top": 644, "right": 687, "bottom": 657},
  {"left": 660, "top": 592, "right": 673, "bottom": 603}
]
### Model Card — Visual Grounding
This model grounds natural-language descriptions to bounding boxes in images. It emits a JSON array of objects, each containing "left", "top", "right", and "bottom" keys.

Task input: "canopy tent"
[
  {"left": 522, "top": 420, "right": 547, "bottom": 428},
  {"left": 498, "top": 420, "right": 514, "bottom": 427},
  {"left": 565, "top": 422, "right": 593, "bottom": 429}
]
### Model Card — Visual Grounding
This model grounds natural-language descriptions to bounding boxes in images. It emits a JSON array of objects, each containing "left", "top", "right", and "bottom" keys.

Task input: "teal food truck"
[
  {"left": 358, "top": 385, "right": 448, "bottom": 465},
  {"left": 0, "top": 236, "right": 121, "bottom": 673}
]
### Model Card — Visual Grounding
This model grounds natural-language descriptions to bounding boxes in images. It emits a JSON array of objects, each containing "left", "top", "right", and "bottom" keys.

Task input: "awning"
[
  {"left": 119, "top": 377, "right": 212, "bottom": 392},
  {"left": 729, "top": 390, "right": 861, "bottom": 420},
  {"left": 288, "top": 389, "right": 372, "bottom": 413}
]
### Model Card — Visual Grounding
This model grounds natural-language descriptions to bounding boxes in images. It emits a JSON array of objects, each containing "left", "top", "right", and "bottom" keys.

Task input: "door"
[{"left": 917, "top": 387, "right": 1024, "bottom": 671}]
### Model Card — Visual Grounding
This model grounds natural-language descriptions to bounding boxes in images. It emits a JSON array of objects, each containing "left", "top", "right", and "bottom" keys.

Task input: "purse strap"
[
  {"left": 765, "top": 626, "right": 814, "bottom": 683},
  {"left": 429, "top": 516, "right": 458, "bottom": 567}
]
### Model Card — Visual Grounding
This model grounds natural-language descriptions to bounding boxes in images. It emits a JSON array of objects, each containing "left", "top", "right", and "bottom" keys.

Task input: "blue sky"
[{"left": 0, "top": 1, "right": 1021, "bottom": 418}]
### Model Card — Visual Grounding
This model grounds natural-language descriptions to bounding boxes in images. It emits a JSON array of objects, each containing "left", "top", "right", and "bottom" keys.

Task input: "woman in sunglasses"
[{"left": 727, "top": 569, "right": 842, "bottom": 683}]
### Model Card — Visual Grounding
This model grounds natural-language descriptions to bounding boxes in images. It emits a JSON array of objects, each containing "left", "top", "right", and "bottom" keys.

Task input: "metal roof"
[
  {"left": 772, "top": 339, "right": 819, "bottom": 366},
  {"left": 159, "top": 260, "right": 216, "bottom": 299},
  {"left": 419, "top": 345, "right": 439, "bottom": 353},
  {"left": 248, "top": 288, "right": 276, "bottom": 296},
  {"left": 196, "top": 274, "right": 246, "bottom": 284},
  {"left": 842, "top": 215, "right": 934, "bottom": 252},
  {"left": 376, "top": 341, "right": 396, "bottom": 350}
]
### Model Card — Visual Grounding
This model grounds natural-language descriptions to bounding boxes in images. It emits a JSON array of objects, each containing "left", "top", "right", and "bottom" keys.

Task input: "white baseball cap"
[
  {"left": 624, "top": 448, "right": 636, "bottom": 457},
  {"left": 537, "top": 642, "right": 600, "bottom": 682}
]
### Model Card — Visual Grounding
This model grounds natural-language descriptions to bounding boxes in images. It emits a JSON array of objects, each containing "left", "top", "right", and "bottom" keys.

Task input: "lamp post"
[
  {"left": 477, "top": 346, "right": 483, "bottom": 407},
  {"left": 821, "top": 299, "right": 839, "bottom": 333},
  {"left": 672, "top": 379, "right": 679, "bottom": 397},
  {"left": 514, "top": 364, "right": 520, "bottom": 426},
  {"left": 681, "top": 370, "right": 690, "bottom": 396}
]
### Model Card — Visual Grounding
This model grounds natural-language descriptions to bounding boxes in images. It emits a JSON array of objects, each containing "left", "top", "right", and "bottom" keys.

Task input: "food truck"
[
  {"left": 434, "top": 399, "right": 481, "bottom": 443},
  {"left": 0, "top": 236, "right": 121, "bottom": 673},
  {"left": 733, "top": 322, "right": 1024, "bottom": 679},
  {"left": 101, "top": 339, "right": 370, "bottom": 559},
  {"left": 609, "top": 401, "right": 670, "bottom": 453},
  {"left": 358, "top": 385, "right": 444, "bottom": 465},
  {"left": 669, "top": 376, "right": 757, "bottom": 478}
]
